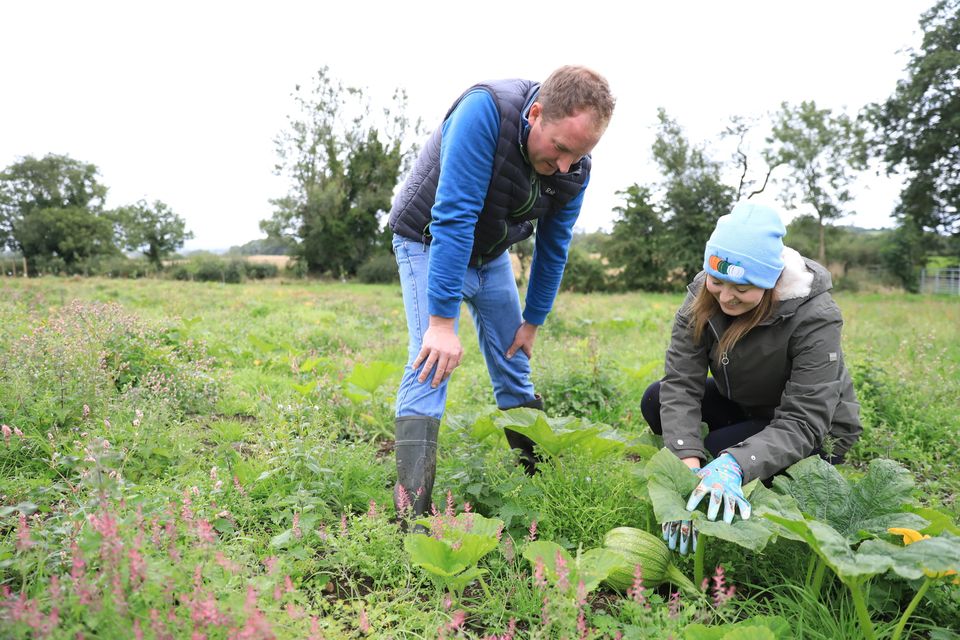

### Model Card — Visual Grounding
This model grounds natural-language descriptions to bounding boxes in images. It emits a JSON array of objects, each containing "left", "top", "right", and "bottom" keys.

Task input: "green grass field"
[{"left": 1, "top": 277, "right": 958, "bottom": 638}]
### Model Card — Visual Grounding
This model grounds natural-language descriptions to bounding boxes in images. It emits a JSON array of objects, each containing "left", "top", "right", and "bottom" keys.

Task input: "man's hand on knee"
[
  {"left": 415, "top": 317, "right": 463, "bottom": 388},
  {"left": 506, "top": 321, "right": 538, "bottom": 359}
]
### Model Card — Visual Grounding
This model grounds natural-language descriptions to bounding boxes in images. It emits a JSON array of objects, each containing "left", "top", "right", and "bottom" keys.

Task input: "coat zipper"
[{"left": 707, "top": 319, "right": 732, "bottom": 395}]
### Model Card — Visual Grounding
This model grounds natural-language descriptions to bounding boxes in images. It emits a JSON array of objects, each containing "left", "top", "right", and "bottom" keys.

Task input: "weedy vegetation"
[{"left": 1, "top": 277, "right": 958, "bottom": 638}]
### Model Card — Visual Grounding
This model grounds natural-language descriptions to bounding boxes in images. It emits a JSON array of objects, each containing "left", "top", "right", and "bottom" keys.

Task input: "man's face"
[{"left": 525, "top": 102, "right": 602, "bottom": 176}]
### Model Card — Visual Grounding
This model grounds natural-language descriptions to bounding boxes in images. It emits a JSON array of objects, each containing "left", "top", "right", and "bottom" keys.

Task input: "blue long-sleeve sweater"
[{"left": 427, "top": 89, "right": 587, "bottom": 325}]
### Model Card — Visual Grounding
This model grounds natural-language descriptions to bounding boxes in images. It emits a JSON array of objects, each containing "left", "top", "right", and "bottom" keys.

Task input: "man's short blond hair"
[{"left": 538, "top": 65, "right": 615, "bottom": 131}]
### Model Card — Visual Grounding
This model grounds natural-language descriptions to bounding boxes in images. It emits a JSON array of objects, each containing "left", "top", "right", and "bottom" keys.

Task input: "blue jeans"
[{"left": 393, "top": 235, "right": 536, "bottom": 419}]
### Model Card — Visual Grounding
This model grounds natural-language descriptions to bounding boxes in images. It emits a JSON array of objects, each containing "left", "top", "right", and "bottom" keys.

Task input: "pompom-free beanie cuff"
[{"left": 704, "top": 245, "right": 784, "bottom": 289}]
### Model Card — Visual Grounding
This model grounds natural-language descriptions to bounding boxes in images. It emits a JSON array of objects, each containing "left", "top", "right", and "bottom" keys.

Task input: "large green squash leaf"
[
  {"left": 684, "top": 615, "right": 791, "bottom": 640},
  {"left": 771, "top": 457, "right": 928, "bottom": 542},
  {"left": 765, "top": 515, "right": 895, "bottom": 582}
]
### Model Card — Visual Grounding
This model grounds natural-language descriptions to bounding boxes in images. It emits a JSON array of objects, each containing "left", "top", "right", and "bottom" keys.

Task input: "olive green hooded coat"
[{"left": 661, "top": 248, "right": 862, "bottom": 482}]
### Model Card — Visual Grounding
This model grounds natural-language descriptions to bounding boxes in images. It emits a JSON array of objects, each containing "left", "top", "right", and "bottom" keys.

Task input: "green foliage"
[
  {"left": 560, "top": 247, "right": 608, "bottom": 293},
  {"left": 521, "top": 451, "right": 654, "bottom": 550},
  {"left": 533, "top": 338, "right": 623, "bottom": 422},
  {"left": 168, "top": 256, "right": 249, "bottom": 283},
  {"left": 607, "top": 185, "right": 671, "bottom": 291},
  {"left": 0, "top": 153, "right": 107, "bottom": 251},
  {"left": 406, "top": 512, "right": 503, "bottom": 594},
  {"left": 226, "top": 235, "right": 294, "bottom": 256},
  {"left": 766, "top": 100, "right": 867, "bottom": 264},
  {"left": 770, "top": 457, "right": 929, "bottom": 542},
  {"left": 0, "top": 300, "right": 218, "bottom": 432},
  {"left": 869, "top": 0, "right": 960, "bottom": 237},
  {"left": 16, "top": 207, "right": 119, "bottom": 273},
  {"left": 522, "top": 539, "right": 624, "bottom": 593},
  {"left": 356, "top": 251, "right": 399, "bottom": 283},
  {"left": 1, "top": 277, "right": 958, "bottom": 637},
  {"left": 263, "top": 67, "right": 418, "bottom": 277},
  {"left": 110, "top": 199, "right": 193, "bottom": 268},
  {"left": 607, "top": 111, "right": 734, "bottom": 292}
]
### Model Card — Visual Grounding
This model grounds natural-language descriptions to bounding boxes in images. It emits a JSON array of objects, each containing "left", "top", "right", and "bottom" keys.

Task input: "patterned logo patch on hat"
[{"left": 709, "top": 254, "right": 745, "bottom": 279}]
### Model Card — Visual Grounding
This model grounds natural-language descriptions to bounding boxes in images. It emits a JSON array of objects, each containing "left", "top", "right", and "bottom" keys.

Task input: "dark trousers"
[{"left": 640, "top": 379, "right": 842, "bottom": 478}]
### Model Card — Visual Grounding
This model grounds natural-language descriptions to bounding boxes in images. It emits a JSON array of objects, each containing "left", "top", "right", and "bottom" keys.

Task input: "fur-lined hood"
[{"left": 776, "top": 247, "right": 830, "bottom": 301}]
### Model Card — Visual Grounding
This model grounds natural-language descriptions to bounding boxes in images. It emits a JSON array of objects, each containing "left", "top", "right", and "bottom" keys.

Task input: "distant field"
[{"left": 244, "top": 254, "right": 291, "bottom": 268}]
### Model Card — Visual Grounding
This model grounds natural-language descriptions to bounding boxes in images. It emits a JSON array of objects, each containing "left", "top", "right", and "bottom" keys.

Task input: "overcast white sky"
[{"left": 2, "top": 1, "right": 933, "bottom": 251}]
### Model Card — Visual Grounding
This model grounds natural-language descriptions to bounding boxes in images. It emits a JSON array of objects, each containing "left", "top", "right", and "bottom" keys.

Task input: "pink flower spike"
[
  {"left": 533, "top": 557, "right": 547, "bottom": 588},
  {"left": 526, "top": 519, "right": 538, "bottom": 542},
  {"left": 445, "top": 490, "right": 455, "bottom": 517},
  {"left": 13, "top": 426, "right": 23, "bottom": 438},
  {"left": 15, "top": 514, "right": 33, "bottom": 552},
  {"left": 358, "top": 607, "right": 371, "bottom": 633},
  {"left": 1, "top": 424, "right": 10, "bottom": 444},
  {"left": 367, "top": 500, "right": 377, "bottom": 519},
  {"left": 555, "top": 550, "right": 570, "bottom": 592}
]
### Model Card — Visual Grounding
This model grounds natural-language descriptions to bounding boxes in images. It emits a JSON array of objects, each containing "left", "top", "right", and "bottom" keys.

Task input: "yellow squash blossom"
[{"left": 888, "top": 527, "right": 959, "bottom": 583}]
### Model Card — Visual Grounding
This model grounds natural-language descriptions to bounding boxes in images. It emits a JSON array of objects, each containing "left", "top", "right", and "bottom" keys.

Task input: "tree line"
[
  {"left": 0, "top": 154, "right": 192, "bottom": 276},
  {"left": 2, "top": 0, "right": 957, "bottom": 289}
]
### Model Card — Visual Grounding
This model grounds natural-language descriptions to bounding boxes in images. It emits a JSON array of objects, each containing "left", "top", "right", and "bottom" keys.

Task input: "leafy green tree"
[
  {"left": 0, "top": 154, "right": 113, "bottom": 272},
  {"left": 606, "top": 185, "right": 670, "bottom": 291},
  {"left": 0, "top": 154, "right": 107, "bottom": 249},
  {"left": 263, "top": 67, "right": 418, "bottom": 277},
  {"left": 607, "top": 111, "right": 734, "bottom": 292},
  {"left": 881, "top": 220, "right": 938, "bottom": 292},
  {"left": 869, "top": 0, "right": 960, "bottom": 237},
  {"left": 111, "top": 199, "right": 193, "bottom": 268},
  {"left": 226, "top": 235, "right": 295, "bottom": 256},
  {"left": 654, "top": 110, "right": 736, "bottom": 285},
  {"left": 559, "top": 247, "right": 607, "bottom": 293},
  {"left": 16, "top": 207, "right": 118, "bottom": 273},
  {"left": 766, "top": 101, "right": 867, "bottom": 264}
]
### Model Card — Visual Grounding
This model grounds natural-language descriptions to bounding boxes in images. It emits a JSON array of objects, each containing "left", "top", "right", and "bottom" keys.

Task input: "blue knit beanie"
[{"left": 703, "top": 202, "right": 786, "bottom": 289}]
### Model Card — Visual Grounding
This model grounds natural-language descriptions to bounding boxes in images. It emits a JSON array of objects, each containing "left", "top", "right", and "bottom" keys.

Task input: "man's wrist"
[{"left": 428, "top": 315, "right": 456, "bottom": 330}]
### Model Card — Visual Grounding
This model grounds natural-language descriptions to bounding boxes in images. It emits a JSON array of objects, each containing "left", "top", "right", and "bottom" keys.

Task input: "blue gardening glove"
[
  {"left": 663, "top": 467, "right": 699, "bottom": 556},
  {"left": 686, "top": 453, "right": 751, "bottom": 524}
]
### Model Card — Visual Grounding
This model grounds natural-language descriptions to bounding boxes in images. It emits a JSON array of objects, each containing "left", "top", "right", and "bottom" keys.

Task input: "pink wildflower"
[
  {"left": 308, "top": 616, "right": 324, "bottom": 640},
  {"left": 555, "top": 550, "right": 570, "bottom": 592},
  {"left": 627, "top": 564, "right": 647, "bottom": 607},
  {"left": 533, "top": 557, "right": 548, "bottom": 588},
  {"left": 340, "top": 514, "right": 348, "bottom": 537},
  {"left": 263, "top": 556, "right": 279, "bottom": 575},
  {"left": 2, "top": 424, "right": 11, "bottom": 445},
  {"left": 443, "top": 593, "right": 453, "bottom": 610},
  {"left": 395, "top": 485, "right": 411, "bottom": 515},
  {"left": 526, "top": 519, "right": 538, "bottom": 542},
  {"left": 16, "top": 514, "right": 33, "bottom": 552},
  {"left": 83, "top": 404, "right": 91, "bottom": 418},
  {"left": 233, "top": 475, "right": 247, "bottom": 496},
  {"left": 445, "top": 490, "right": 455, "bottom": 517},
  {"left": 367, "top": 500, "right": 377, "bottom": 519},
  {"left": 712, "top": 564, "right": 736, "bottom": 608},
  {"left": 292, "top": 513, "right": 302, "bottom": 539},
  {"left": 285, "top": 603, "right": 303, "bottom": 620},
  {"left": 668, "top": 590, "right": 681, "bottom": 618},
  {"left": 358, "top": 607, "right": 371, "bottom": 633},
  {"left": 503, "top": 536, "right": 515, "bottom": 563},
  {"left": 13, "top": 426, "right": 23, "bottom": 438},
  {"left": 195, "top": 518, "right": 216, "bottom": 545}
]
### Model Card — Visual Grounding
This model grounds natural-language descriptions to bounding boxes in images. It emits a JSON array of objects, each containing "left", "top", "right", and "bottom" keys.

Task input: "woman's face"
[{"left": 705, "top": 277, "right": 766, "bottom": 316}]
